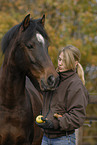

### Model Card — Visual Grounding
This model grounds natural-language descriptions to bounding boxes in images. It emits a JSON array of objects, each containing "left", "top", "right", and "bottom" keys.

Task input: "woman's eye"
[{"left": 58, "top": 58, "right": 61, "bottom": 61}]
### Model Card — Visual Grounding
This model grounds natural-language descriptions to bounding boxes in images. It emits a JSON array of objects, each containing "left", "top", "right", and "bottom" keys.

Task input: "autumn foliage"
[{"left": 0, "top": 0, "right": 97, "bottom": 144}]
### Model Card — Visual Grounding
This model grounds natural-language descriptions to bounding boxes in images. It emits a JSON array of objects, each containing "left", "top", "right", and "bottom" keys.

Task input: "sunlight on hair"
[{"left": 77, "top": 63, "right": 85, "bottom": 85}]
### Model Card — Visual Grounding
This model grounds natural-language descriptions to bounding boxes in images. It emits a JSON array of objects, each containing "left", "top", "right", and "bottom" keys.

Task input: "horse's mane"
[
  {"left": 1, "top": 24, "right": 20, "bottom": 54},
  {"left": 1, "top": 18, "right": 49, "bottom": 54}
]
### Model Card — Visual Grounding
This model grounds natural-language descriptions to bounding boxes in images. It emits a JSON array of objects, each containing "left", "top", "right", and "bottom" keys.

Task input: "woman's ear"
[{"left": 75, "top": 61, "right": 78, "bottom": 67}]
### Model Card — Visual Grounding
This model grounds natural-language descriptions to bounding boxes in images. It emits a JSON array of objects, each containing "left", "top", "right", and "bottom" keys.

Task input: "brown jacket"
[{"left": 42, "top": 70, "right": 89, "bottom": 138}]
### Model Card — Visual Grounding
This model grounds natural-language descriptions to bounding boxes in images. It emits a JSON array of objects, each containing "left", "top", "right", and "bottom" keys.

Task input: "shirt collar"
[{"left": 58, "top": 69, "right": 76, "bottom": 81}]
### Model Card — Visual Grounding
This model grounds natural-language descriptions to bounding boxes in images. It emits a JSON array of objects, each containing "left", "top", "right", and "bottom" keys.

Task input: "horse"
[{"left": 0, "top": 14, "right": 59, "bottom": 145}]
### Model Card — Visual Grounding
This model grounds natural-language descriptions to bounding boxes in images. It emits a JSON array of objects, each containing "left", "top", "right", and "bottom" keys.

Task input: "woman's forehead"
[{"left": 59, "top": 52, "right": 64, "bottom": 58}]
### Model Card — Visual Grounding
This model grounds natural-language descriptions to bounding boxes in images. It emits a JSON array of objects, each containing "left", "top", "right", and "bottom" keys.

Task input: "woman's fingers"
[{"left": 54, "top": 113, "right": 62, "bottom": 118}]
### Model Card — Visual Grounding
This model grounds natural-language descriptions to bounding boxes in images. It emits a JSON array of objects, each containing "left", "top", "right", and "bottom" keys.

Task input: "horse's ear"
[
  {"left": 21, "top": 14, "right": 30, "bottom": 31},
  {"left": 39, "top": 14, "right": 45, "bottom": 27}
]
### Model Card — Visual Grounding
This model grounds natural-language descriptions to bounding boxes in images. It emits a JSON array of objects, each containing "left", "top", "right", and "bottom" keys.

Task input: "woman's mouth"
[{"left": 58, "top": 66, "right": 62, "bottom": 70}]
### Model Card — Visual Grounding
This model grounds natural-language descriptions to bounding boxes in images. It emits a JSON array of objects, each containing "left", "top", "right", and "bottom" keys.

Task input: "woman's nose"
[{"left": 58, "top": 61, "right": 61, "bottom": 65}]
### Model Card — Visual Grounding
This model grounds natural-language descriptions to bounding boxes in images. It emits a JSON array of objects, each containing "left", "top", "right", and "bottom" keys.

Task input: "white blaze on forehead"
[{"left": 36, "top": 33, "right": 45, "bottom": 46}]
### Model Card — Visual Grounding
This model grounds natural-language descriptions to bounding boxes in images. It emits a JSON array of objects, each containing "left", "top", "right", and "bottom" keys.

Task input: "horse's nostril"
[{"left": 47, "top": 75, "right": 55, "bottom": 86}]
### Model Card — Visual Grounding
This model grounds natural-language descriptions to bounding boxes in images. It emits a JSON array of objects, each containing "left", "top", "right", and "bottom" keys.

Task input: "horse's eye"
[{"left": 25, "top": 44, "right": 33, "bottom": 49}]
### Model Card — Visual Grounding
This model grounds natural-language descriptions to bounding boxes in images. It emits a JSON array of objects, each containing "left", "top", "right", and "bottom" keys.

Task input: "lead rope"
[{"left": 44, "top": 91, "right": 53, "bottom": 119}]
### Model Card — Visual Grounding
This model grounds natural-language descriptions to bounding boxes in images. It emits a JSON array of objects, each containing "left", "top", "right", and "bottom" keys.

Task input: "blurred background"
[{"left": 0, "top": 0, "right": 97, "bottom": 144}]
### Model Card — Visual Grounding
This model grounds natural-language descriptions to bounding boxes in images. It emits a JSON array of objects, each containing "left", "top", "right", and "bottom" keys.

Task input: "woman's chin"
[
  {"left": 59, "top": 69, "right": 64, "bottom": 72},
  {"left": 59, "top": 69, "right": 68, "bottom": 72}
]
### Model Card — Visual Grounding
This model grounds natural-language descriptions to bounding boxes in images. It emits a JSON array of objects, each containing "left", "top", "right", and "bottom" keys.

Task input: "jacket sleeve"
[{"left": 58, "top": 81, "right": 89, "bottom": 131}]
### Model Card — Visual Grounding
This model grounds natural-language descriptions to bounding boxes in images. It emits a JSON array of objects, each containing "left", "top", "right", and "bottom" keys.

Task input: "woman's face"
[{"left": 58, "top": 52, "right": 68, "bottom": 72}]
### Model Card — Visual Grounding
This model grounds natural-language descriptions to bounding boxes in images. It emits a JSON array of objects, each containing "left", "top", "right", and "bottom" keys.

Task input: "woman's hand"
[
  {"left": 54, "top": 113, "right": 62, "bottom": 118},
  {"left": 35, "top": 117, "right": 54, "bottom": 129}
]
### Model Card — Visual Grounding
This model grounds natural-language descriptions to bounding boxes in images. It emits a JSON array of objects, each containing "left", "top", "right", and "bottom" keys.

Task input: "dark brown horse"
[{"left": 0, "top": 14, "right": 59, "bottom": 145}]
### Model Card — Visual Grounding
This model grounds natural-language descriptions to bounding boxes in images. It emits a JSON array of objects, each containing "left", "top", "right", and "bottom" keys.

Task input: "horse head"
[{"left": 1, "top": 14, "right": 59, "bottom": 91}]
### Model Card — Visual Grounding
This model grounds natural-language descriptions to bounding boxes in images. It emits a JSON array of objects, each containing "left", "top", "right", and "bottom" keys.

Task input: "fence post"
[
  {"left": 77, "top": 127, "right": 83, "bottom": 145},
  {"left": 76, "top": 94, "right": 97, "bottom": 144}
]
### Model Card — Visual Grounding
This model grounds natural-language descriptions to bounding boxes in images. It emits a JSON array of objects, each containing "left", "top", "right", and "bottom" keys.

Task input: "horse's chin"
[
  {"left": 40, "top": 81, "right": 57, "bottom": 92},
  {"left": 41, "top": 87, "right": 56, "bottom": 92},
  {"left": 40, "top": 76, "right": 59, "bottom": 91}
]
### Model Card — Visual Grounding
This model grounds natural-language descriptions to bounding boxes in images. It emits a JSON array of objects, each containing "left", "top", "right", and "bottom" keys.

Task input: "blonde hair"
[
  {"left": 58, "top": 45, "right": 85, "bottom": 85},
  {"left": 77, "top": 63, "right": 85, "bottom": 85}
]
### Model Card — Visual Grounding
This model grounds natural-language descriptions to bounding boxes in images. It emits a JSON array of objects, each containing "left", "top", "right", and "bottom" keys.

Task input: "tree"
[
  {"left": 0, "top": 0, "right": 97, "bottom": 144},
  {"left": 33, "top": 0, "right": 97, "bottom": 67}
]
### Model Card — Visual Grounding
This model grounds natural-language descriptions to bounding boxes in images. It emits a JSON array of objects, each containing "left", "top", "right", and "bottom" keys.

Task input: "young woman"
[{"left": 36, "top": 45, "right": 89, "bottom": 145}]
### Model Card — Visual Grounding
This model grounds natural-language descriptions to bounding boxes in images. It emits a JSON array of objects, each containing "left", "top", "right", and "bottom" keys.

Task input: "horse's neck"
[{"left": 0, "top": 64, "right": 26, "bottom": 107}]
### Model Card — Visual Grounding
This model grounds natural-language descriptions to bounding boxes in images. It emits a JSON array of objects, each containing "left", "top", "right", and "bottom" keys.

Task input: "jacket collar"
[{"left": 58, "top": 69, "right": 76, "bottom": 82}]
